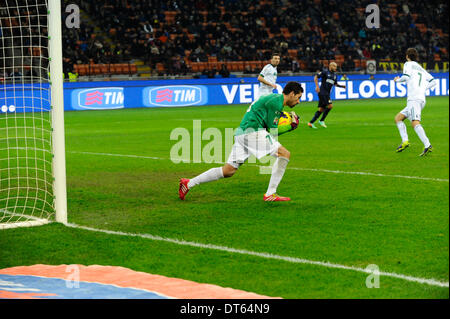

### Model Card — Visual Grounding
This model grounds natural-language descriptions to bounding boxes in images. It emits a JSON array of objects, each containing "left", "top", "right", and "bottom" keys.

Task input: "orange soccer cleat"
[
  {"left": 263, "top": 193, "right": 291, "bottom": 202},
  {"left": 179, "top": 178, "right": 190, "bottom": 200}
]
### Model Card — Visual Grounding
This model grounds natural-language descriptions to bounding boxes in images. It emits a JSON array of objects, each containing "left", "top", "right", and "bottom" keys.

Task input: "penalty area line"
[
  {"left": 69, "top": 151, "right": 449, "bottom": 183},
  {"left": 65, "top": 223, "right": 449, "bottom": 288}
]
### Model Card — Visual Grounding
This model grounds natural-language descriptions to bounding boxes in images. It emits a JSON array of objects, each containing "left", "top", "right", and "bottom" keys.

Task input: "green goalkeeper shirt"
[{"left": 236, "top": 94, "right": 290, "bottom": 136}]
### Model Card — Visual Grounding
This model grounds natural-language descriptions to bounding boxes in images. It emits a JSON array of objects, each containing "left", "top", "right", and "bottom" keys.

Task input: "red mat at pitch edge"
[{"left": 0, "top": 264, "right": 281, "bottom": 299}]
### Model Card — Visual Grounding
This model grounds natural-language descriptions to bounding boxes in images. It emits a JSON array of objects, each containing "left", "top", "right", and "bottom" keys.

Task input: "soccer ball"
[{"left": 278, "top": 111, "right": 292, "bottom": 126}]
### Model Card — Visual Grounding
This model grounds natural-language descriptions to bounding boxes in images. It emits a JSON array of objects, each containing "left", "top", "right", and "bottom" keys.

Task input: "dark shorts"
[{"left": 318, "top": 94, "right": 332, "bottom": 108}]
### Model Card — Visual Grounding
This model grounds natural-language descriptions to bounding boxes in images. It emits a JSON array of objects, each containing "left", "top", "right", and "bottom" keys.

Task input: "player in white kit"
[
  {"left": 394, "top": 48, "right": 436, "bottom": 156},
  {"left": 257, "top": 53, "right": 280, "bottom": 98}
]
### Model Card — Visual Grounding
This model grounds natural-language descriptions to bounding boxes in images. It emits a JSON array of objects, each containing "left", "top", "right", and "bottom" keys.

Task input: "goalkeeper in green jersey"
[{"left": 179, "top": 81, "right": 303, "bottom": 202}]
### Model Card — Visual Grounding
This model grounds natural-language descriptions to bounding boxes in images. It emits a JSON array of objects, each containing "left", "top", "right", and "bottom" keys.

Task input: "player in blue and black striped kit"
[{"left": 308, "top": 62, "right": 346, "bottom": 128}]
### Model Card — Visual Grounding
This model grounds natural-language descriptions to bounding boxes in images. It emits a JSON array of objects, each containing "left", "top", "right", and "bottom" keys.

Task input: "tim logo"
[
  {"left": 155, "top": 88, "right": 174, "bottom": 103},
  {"left": 144, "top": 85, "right": 208, "bottom": 107},
  {"left": 73, "top": 87, "right": 124, "bottom": 110}
]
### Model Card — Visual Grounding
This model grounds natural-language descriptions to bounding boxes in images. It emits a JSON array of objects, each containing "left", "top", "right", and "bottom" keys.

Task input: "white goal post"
[{"left": 0, "top": 0, "right": 67, "bottom": 229}]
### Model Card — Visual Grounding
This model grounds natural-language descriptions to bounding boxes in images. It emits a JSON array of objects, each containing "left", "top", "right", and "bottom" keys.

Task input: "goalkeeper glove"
[{"left": 289, "top": 111, "right": 299, "bottom": 130}]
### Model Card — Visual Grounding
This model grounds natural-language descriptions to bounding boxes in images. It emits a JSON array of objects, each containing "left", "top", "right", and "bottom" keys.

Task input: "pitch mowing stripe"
[
  {"left": 69, "top": 151, "right": 449, "bottom": 183},
  {"left": 65, "top": 223, "right": 449, "bottom": 288}
]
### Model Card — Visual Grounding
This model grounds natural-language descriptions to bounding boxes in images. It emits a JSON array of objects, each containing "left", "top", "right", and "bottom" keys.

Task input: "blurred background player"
[
  {"left": 179, "top": 82, "right": 303, "bottom": 202},
  {"left": 257, "top": 53, "right": 280, "bottom": 98},
  {"left": 394, "top": 48, "right": 436, "bottom": 156},
  {"left": 308, "top": 62, "right": 346, "bottom": 129}
]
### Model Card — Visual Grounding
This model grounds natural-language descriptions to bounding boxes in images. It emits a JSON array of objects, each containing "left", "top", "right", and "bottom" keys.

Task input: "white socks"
[
  {"left": 187, "top": 157, "right": 290, "bottom": 195},
  {"left": 397, "top": 121, "right": 431, "bottom": 148},
  {"left": 396, "top": 121, "right": 408, "bottom": 143},
  {"left": 187, "top": 167, "right": 224, "bottom": 188},
  {"left": 414, "top": 124, "right": 431, "bottom": 148},
  {"left": 266, "top": 156, "right": 289, "bottom": 196}
]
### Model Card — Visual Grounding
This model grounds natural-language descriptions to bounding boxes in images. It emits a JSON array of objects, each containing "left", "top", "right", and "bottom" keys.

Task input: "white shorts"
[
  {"left": 400, "top": 100, "right": 425, "bottom": 121},
  {"left": 227, "top": 130, "right": 282, "bottom": 168}
]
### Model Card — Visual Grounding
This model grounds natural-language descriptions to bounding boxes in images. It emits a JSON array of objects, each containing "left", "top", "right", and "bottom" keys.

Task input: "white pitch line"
[
  {"left": 285, "top": 166, "right": 449, "bottom": 182},
  {"left": 70, "top": 151, "right": 163, "bottom": 161},
  {"left": 65, "top": 223, "right": 449, "bottom": 288},
  {"left": 69, "top": 151, "right": 449, "bottom": 183}
]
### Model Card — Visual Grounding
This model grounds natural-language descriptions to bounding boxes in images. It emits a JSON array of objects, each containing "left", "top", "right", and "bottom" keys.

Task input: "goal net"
[{"left": 0, "top": 0, "right": 66, "bottom": 229}]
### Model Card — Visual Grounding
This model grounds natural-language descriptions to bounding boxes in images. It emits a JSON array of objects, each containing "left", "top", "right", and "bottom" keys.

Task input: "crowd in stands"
[
  {"left": 3, "top": 0, "right": 447, "bottom": 78},
  {"left": 1, "top": 0, "right": 50, "bottom": 80},
  {"left": 61, "top": 0, "right": 448, "bottom": 76}
]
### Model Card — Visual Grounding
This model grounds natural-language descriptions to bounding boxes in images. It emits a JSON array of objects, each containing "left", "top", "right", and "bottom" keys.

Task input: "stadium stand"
[{"left": 4, "top": 0, "right": 447, "bottom": 78}]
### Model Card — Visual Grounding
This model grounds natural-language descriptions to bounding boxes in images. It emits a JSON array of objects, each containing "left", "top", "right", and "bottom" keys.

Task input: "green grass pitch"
[{"left": 0, "top": 96, "right": 448, "bottom": 298}]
